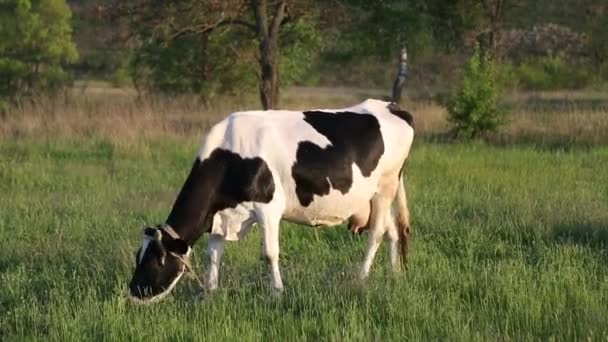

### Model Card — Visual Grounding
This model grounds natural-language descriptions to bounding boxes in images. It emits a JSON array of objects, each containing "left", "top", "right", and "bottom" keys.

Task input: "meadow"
[{"left": 1, "top": 88, "right": 607, "bottom": 340}]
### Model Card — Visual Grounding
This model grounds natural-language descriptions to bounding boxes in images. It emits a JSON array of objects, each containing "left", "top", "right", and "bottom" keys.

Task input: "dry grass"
[
  {"left": 499, "top": 108, "right": 608, "bottom": 146},
  {"left": 497, "top": 90, "right": 608, "bottom": 146},
  {"left": 0, "top": 85, "right": 447, "bottom": 142},
  {"left": 1, "top": 91, "right": 226, "bottom": 144},
  {"left": 1, "top": 84, "right": 607, "bottom": 147}
]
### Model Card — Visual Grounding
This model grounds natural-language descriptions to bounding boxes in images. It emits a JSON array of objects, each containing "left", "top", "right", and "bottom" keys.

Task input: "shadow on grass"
[
  {"left": 0, "top": 253, "right": 23, "bottom": 274},
  {"left": 552, "top": 222, "right": 608, "bottom": 250}
]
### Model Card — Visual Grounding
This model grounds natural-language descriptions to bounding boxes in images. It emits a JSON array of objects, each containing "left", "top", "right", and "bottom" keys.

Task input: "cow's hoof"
[{"left": 357, "top": 271, "right": 370, "bottom": 282}]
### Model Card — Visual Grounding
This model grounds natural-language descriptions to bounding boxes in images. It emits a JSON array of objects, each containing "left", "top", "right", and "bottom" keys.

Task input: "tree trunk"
[
  {"left": 480, "top": 0, "right": 505, "bottom": 59},
  {"left": 252, "top": 0, "right": 285, "bottom": 109},
  {"left": 259, "top": 35, "right": 279, "bottom": 110}
]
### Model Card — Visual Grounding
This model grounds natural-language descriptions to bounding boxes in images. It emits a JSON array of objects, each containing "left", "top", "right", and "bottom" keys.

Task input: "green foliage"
[
  {"left": 0, "top": 0, "right": 78, "bottom": 103},
  {"left": 331, "top": 0, "right": 483, "bottom": 62},
  {"left": 129, "top": 2, "right": 322, "bottom": 99},
  {"left": 418, "top": 0, "right": 482, "bottom": 53},
  {"left": 323, "top": 1, "right": 427, "bottom": 62},
  {"left": 69, "top": 13, "right": 131, "bottom": 82},
  {"left": 448, "top": 47, "right": 505, "bottom": 140},
  {"left": 131, "top": 29, "right": 257, "bottom": 98},
  {"left": 109, "top": 64, "right": 131, "bottom": 88},
  {"left": 499, "top": 55, "right": 591, "bottom": 90},
  {"left": 353, "top": 2, "right": 426, "bottom": 58},
  {"left": 280, "top": 17, "right": 322, "bottom": 86}
]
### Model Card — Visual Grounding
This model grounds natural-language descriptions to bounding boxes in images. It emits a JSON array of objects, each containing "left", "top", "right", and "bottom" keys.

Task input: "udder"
[{"left": 347, "top": 201, "right": 371, "bottom": 234}]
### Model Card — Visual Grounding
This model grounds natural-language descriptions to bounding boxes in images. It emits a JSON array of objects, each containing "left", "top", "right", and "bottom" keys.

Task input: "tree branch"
[
  {"left": 99, "top": 0, "right": 150, "bottom": 22},
  {"left": 168, "top": 17, "right": 256, "bottom": 40},
  {"left": 269, "top": 0, "right": 287, "bottom": 39},
  {"left": 230, "top": 19, "right": 258, "bottom": 32},
  {"left": 168, "top": 18, "right": 224, "bottom": 40}
]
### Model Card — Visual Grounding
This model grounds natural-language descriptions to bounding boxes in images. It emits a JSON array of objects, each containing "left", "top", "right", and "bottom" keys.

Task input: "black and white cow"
[{"left": 129, "top": 99, "right": 414, "bottom": 303}]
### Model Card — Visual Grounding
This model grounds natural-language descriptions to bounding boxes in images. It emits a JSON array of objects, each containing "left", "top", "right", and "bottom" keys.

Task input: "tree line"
[{"left": 1, "top": 0, "right": 607, "bottom": 110}]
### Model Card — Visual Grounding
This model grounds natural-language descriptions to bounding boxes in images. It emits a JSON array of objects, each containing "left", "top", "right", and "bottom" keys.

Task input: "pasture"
[{"left": 1, "top": 90, "right": 608, "bottom": 340}]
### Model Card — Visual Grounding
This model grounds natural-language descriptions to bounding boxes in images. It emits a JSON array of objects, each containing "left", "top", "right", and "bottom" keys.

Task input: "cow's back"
[{"left": 197, "top": 99, "right": 414, "bottom": 226}]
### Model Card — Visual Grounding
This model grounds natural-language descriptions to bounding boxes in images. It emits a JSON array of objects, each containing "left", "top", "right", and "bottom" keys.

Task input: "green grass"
[{"left": 1, "top": 137, "right": 607, "bottom": 340}]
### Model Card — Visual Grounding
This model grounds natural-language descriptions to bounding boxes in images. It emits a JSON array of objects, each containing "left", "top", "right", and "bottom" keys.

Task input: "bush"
[
  {"left": 517, "top": 56, "right": 590, "bottom": 90},
  {"left": 0, "top": 0, "right": 78, "bottom": 104},
  {"left": 110, "top": 65, "right": 131, "bottom": 88},
  {"left": 448, "top": 47, "right": 505, "bottom": 140}
]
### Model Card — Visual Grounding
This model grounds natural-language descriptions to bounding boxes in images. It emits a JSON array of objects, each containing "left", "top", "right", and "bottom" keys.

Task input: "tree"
[
  {"left": 448, "top": 45, "right": 505, "bottom": 140},
  {"left": 251, "top": 0, "right": 286, "bottom": 109},
  {"left": 478, "top": 0, "right": 505, "bottom": 57},
  {"left": 0, "top": 0, "right": 78, "bottom": 106},
  {"left": 107, "top": 0, "right": 317, "bottom": 109},
  {"left": 421, "top": 0, "right": 482, "bottom": 53}
]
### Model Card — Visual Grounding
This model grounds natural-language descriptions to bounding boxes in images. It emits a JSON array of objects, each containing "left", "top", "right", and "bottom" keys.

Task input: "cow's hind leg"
[
  {"left": 359, "top": 179, "right": 398, "bottom": 279},
  {"left": 384, "top": 210, "right": 400, "bottom": 272},
  {"left": 205, "top": 234, "right": 225, "bottom": 291},
  {"left": 255, "top": 204, "right": 285, "bottom": 293},
  {"left": 395, "top": 171, "right": 411, "bottom": 268}
]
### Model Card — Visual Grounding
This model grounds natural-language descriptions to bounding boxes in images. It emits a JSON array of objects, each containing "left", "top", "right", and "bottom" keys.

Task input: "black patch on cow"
[
  {"left": 292, "top": 111, "right": 385, "bottom": 207},
  {"left": 387, "top": 103, "right": 414, "bottom": 128},
  {"left": 159, "top": 231, "right": 190, "bottom": 255},
  {"left": 165, "top": 149, "right": 274, "bottom": 244}
]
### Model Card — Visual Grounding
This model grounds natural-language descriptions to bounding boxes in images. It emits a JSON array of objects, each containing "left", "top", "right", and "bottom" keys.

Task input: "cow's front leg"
[
  {"left": 257, "top": 210, "right": 284, "bottom": 294},
  {"left": 205, "top": 234, "right": 225, "bottom": 291}
]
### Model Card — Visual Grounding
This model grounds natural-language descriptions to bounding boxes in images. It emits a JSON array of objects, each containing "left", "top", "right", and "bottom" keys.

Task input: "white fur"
[
  {"left": 138, "top": 236, "right": 153, "bottom": 264},
  {"left": 210, "top": 204, "right": 257, "bottom": 241}
]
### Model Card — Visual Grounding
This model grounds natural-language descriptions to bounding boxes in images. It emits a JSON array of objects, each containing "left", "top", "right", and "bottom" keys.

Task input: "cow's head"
[{"left": 129, "top": 226, "right": 190, "bottom": 304}]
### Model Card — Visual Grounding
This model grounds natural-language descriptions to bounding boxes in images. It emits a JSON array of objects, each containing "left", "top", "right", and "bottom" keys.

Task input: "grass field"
[
  {"left": 1, "top": 88, "right": 608, "bottom": 340},
  {"left": 1, "top": 134, "right": 607, "bottom": 340}
]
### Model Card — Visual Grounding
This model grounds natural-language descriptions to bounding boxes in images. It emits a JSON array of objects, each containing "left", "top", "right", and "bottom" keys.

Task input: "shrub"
[
  {"left": 448, "top": 47, "right": 506, "bottom": 140},
  {"left": 516, "top": 55, "right": 590, "bottom": 90},
  {"left": 110, "top": 64, "right": 131, "bottom": 88},
  {"left": 0, "top": 0, "right": 78, "bottom": 104}
]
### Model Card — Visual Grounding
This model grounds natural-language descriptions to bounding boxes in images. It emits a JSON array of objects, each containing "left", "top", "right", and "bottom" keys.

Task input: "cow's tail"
[{"left": 395, "top": 169, "right": 411, "bottom": 269}]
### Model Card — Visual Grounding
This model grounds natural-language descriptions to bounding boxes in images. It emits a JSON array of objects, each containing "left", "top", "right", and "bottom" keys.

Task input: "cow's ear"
[{"left": 165, "top": 238, "right": 189, "bottom": 255}]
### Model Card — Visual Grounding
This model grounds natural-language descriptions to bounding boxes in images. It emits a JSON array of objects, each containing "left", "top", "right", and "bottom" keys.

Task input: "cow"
[{"left": 128, "top": 99, "right": 414, "bottom": 304}]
